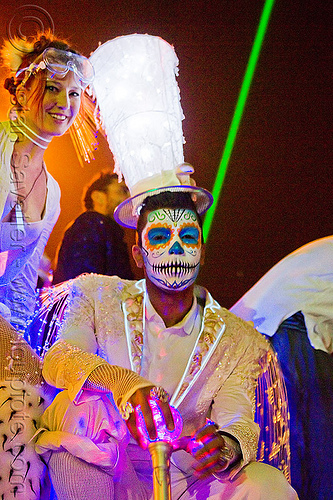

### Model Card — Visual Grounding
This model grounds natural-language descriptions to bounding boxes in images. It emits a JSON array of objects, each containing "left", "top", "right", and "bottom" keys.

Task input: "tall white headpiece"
[{"left": 90, "top": 34, "right": 213, "bottom": 228}]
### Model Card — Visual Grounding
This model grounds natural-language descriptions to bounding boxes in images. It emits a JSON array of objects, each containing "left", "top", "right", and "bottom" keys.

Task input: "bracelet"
[
  {"left": 120, "top": 401, "right": 134, "bottom": 420},
  {"left": 216, "top": 445, "right": 234, "bottom": 472},
  {"left": 149, "top": 386, "right": 170, "bottom": 403}
]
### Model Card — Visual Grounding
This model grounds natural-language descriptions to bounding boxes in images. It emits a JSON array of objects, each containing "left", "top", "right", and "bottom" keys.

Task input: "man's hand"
[
  {"left": 191, "top": 422, "right": 228, "bottom": 478},
  {"left": 175, "top": 421, "right": 234, "bottom": 479},
  {"left": 126, "top": 386, "right": 175, "bottom": 446}
]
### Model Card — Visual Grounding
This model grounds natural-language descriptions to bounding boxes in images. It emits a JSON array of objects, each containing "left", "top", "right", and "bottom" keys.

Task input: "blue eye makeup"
[
  {"left": 179, "top": 226, "right": 200, "bottom": 245},
  {"left": 147, "top": 227, "right": 172, "bottom": 246}
]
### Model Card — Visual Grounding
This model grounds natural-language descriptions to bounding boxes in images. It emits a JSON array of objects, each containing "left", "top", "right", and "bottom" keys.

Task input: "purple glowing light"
[{"left": 135, "top": 399, "right": 183, "bottom": 449}]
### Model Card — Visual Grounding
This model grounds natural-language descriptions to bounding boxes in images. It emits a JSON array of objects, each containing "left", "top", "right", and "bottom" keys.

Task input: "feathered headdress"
[{"left": 1, "top": 38, "right": 34, "bottom": 72}]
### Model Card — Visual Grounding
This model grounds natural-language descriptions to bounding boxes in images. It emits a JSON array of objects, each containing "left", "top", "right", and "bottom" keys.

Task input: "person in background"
[
  {"left": 230, "top": 236, "right": 333, "bottom": 499},
  {"left": 53, "top": 171, "right": 133, "bottom": 284}
]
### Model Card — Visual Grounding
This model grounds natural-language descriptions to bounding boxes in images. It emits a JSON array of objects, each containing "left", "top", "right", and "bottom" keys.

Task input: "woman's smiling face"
[{"left": 23, "top": 70, "right": 82, "bottom": 139}]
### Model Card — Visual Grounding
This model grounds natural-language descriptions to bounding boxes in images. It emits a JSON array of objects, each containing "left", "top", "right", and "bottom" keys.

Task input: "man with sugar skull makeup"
[
  {"left": 135, "top": 202, "right": 203, "bottom": 292},
  {"left": 36, "top": 191, "right": 298, "bottom": 499}
]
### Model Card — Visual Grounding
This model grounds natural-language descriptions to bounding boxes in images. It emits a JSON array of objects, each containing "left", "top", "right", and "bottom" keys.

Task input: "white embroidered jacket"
[{"left": 42, "top": 274, "right": 272, "bottom": 474}]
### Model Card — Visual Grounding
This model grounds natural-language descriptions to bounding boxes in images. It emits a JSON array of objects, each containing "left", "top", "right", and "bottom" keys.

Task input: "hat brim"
[{"left": 114, "top": 185, "right": 214, "bottom": 229}]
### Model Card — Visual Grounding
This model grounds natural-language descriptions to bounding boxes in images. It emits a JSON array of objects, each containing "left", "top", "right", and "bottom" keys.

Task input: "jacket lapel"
[
  {"left": 171, "top": 289, "right": 226, "bottom": 408},
  {"left": 121, "top": 281, "right": 226, "bottom": 404}
]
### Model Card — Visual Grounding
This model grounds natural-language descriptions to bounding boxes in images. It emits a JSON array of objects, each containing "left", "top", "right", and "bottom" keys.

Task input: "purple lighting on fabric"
[{"left": 135, "top": 400, "right": 183, "bottom": 449}]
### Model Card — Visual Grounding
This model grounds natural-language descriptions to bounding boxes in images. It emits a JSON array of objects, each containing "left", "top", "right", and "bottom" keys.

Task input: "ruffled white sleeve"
[{"left": 42, "top": 276, "right": 152, "bottom": 407}]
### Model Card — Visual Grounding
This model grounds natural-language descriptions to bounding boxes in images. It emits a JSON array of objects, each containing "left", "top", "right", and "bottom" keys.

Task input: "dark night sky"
[{"left": 0, "top": 0, "right": 331, "bottom": 307}]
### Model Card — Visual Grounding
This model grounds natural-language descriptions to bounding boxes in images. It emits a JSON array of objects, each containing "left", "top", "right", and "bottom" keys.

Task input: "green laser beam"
[{"left": 203, "top": 0, "right": 276, "bottom": 241}]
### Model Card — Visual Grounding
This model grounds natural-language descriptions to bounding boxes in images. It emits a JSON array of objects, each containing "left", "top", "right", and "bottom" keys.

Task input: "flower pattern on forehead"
[
  {"left": 147, "top": 208, "right": 198, "bottom": 225},
  {"left": 163, "top": 208, "right": 193, "bottom": 224},
  {"left": 147, "top": 209, "right": 168, "bottom": 224}
]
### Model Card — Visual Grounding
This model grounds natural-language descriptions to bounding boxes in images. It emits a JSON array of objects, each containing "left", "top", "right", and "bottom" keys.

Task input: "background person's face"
[{"left": 104, "top": 180, "right": 129, "bottom": 218}]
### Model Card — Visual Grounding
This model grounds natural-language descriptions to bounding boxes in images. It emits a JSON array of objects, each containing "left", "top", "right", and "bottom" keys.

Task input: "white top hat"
[{"left": 90, "top": 34, "right": 213, "bottom": 228}]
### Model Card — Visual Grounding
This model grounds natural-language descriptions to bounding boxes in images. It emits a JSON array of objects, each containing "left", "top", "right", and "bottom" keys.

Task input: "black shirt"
[{"left": 53, "top": 211, "right": 133, "bottom": 284}]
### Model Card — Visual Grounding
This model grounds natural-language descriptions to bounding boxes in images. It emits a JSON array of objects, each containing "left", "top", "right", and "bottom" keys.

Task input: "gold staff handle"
[{"left": 148, "top": 441, "right": 173, "bottom": 500}]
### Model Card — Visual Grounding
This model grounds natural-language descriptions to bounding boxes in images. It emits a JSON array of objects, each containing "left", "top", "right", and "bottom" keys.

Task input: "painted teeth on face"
[{"left": 152, "top": 261, "right": 197, "bottom": 278}]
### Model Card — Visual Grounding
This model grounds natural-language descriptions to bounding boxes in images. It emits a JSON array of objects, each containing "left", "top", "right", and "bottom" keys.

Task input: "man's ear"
[
  {"left": 200, "top": 243, "right": 206, "bottom": 266},
  {"left": 132, "top": 244, "right": 144, "bottom": 269},
  {"left": 91, "top": 190, "right": 106, "bottom": 211}
]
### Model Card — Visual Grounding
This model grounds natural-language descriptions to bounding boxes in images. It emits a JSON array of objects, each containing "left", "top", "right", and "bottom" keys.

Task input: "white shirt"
[{"left": 140, "top": 295, "right": 203, "bottom": 396}]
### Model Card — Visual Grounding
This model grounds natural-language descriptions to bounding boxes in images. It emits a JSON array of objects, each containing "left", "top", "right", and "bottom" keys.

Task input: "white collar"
[{"left": 145, "top": 294, "right": 199, "bottom": 335}]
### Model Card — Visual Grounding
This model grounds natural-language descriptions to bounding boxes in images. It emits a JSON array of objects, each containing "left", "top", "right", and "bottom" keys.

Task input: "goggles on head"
[{"left": 16, "top": 47, "right": 94, "bottom": 89}]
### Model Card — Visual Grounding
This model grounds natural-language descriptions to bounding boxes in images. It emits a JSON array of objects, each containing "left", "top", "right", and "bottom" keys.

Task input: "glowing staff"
[
  {"left": 135, "top": 400, "right": 183, "bottom": 500},
  {"left": 203, "top": 0, "right": 276, "bottom": 241}
]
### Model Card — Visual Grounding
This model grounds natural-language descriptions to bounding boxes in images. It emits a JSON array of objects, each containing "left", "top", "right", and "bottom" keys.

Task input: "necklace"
[
  {"left": 10, "top": 162, "right": 45, "bottom": 230},
  {"left": 15, "top": 125, "right": 48, "bottom": 150},
  {"left": 16, "top": 117, "right": 52, "bottom": 143},
  {"left": 12, "top": 162, "right": 46, "bottom": 217},
  {"left": 15, "top": 117, "right": 51, "bottom": 150}
]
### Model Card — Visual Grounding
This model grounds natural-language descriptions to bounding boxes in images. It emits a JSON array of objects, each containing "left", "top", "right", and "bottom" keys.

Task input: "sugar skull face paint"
[{"left": 141, "top": 208, "right": 202, "bottom": 291}]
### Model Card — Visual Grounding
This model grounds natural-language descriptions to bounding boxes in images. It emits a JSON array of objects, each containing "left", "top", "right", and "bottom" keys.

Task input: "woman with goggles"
[
  {"left": 0, "top": 31, "right": 94, "bottom": 334},
  {"left": 0, "top": 31, "right": 94, "bottom": 499},
  {"left": 17, "top": 46, "right": 95, "bottom": 90}
]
